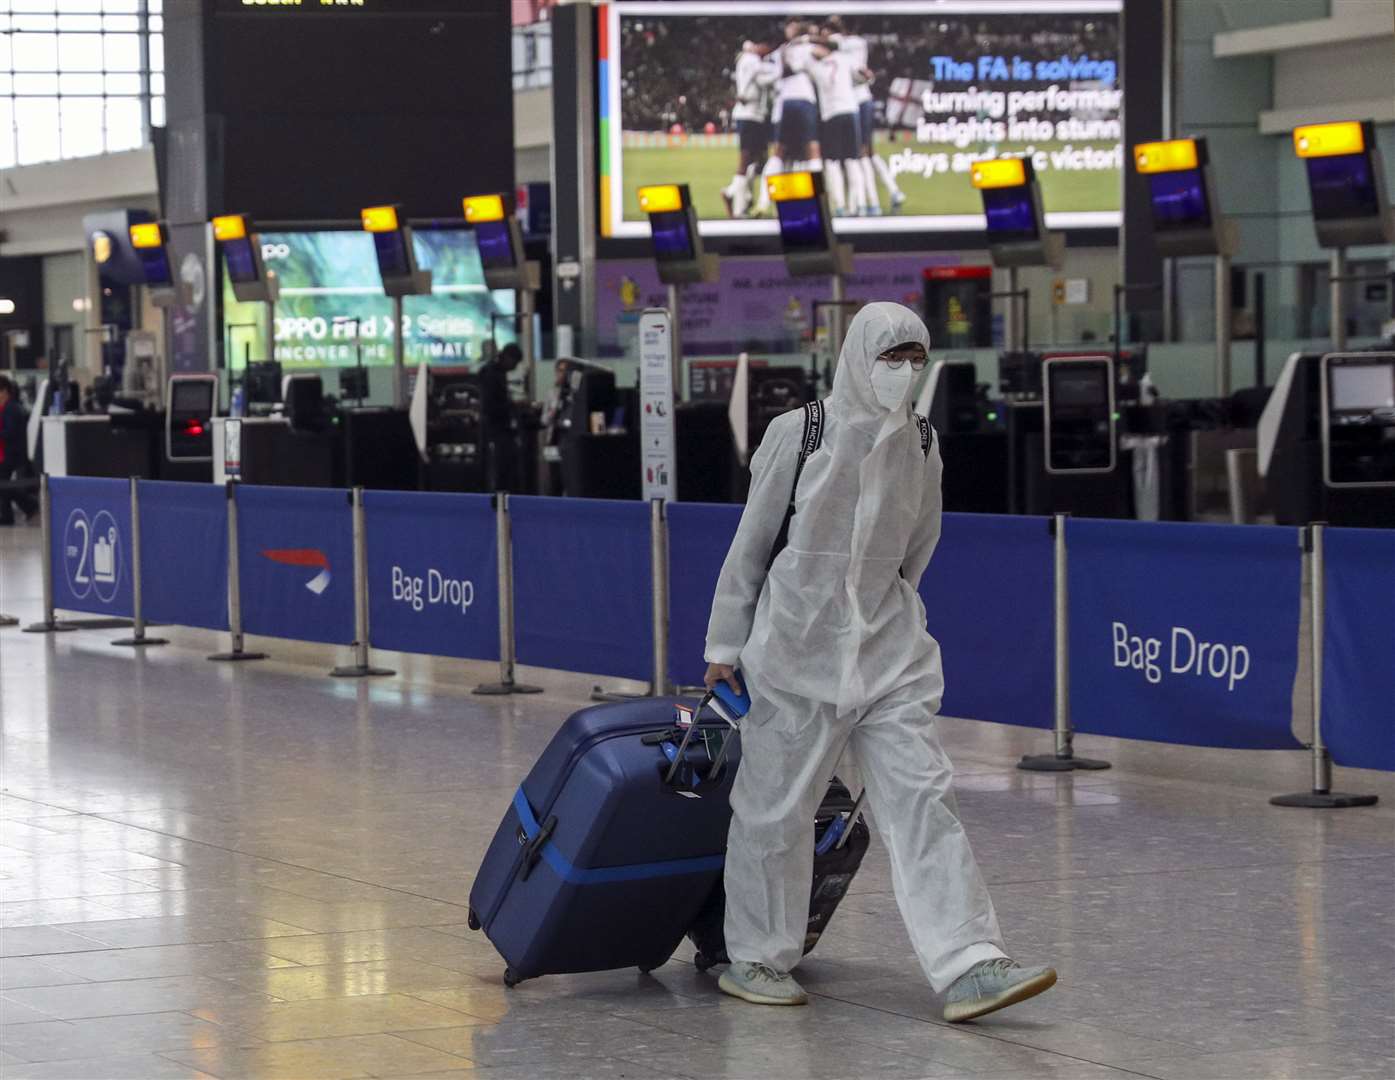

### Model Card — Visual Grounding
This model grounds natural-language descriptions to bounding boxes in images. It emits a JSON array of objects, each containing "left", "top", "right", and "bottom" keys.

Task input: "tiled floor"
[{"left": 2, "top": 523, "right": 1393, "bottom": 1080}]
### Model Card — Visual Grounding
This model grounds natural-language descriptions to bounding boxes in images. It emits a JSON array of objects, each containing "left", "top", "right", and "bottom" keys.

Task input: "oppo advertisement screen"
[
  {"left": 599, "top": 0, "right": 1122, "bottom": 239},
  {"left": 221, "top": 230, "right": 514, "bottom": 369}
]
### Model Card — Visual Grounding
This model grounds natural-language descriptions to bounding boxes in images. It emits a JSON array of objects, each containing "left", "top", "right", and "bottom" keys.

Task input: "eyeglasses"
[{"left": 877, "top": 349, "right": 928, "bottom": 371}]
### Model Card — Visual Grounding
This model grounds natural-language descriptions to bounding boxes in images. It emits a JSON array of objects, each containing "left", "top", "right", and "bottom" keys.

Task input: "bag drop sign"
[
  {"left": 1111, "top": 621, "right": 1250, "bottom": 692},
  {"left": 363, "top": 490, "right": 500, "bottom": 662},
  {"left": 390, "top": 566, "right": 475, "bottom": 615},
  {"left": 1068, "top": 519, "right": 1302, "bottom": 751}
]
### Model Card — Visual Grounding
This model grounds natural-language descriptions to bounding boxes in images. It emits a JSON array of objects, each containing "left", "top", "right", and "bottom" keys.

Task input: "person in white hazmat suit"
[{"left": 704, "top": 302, "right": 1056, "bottom": 1021}]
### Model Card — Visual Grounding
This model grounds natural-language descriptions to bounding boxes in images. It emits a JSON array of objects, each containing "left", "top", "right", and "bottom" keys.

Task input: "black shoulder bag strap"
[
  {"left": 915, "top": 413, "right": 931, "bottom": 458},
  {"left": 765, "top": 400, "right": 824, "bottom": 571}
]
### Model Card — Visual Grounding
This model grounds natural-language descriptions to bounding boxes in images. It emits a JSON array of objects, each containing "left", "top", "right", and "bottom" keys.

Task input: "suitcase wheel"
[
  {"left": 693, "top": 952, "right": 716, "bottom": 973},
  {"left": 503, "top": 968, "right": 521, "bottom": 988},
  {"left": 467, "top": 910, "right": 481, "bottom": 931}
]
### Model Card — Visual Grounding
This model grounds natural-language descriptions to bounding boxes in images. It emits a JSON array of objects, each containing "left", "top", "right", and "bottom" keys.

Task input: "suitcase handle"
[
  {"left": 518, "top": 812, "right": 558, "bottom": 881},
  {"left": 663, "top": 693, "right": 713, "bottom": 785}
]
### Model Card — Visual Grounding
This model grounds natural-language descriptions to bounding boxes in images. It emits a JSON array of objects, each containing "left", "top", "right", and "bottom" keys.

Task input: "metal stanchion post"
[
  {"left": 475, "top": 493, "right": 542, "bottom": 695},
  {"left": 331, "top": 487, "right": 394, "bottom": 678},
  {"left": 591, "top": 497, "right": 666, "bottom": 702},
  {"left": 24, "top": 475, "right": 75, "bottom": 634},
  {"left": 113, "top": 477, "right": 168, "bottom": 648},
  {"left": 650, "top": 498, "right": 671, "bottom": 695},
  {"left": 208, "top": 481, "right": 267, "bottom": 662},
  {"left": 1271, "top": 524, "right": 1377, "bottom": 808},
  {"left": 1019, "top": 514, "right": 1110, "bottom": 772}
]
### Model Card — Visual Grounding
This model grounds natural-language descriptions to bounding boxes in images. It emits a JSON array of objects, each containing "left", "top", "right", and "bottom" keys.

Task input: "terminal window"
[{"left": 0, "top": 0, "right": 165, "bottom": 168}]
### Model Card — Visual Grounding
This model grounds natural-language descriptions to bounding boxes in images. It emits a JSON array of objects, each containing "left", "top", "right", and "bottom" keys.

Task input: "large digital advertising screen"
[
  {"left": 220, "top": 229, "right": 515, "bottom": 370},
  {"left": 599, "top": 0, "right": 1122, "bottom": 238}
]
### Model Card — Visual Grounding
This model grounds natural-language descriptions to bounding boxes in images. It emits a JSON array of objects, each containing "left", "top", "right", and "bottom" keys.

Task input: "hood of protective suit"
[{"left": 828, "top": 302, "right": 930, "bottom": 436}]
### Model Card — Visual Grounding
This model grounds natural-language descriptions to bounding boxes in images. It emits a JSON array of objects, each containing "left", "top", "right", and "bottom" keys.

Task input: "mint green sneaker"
[
  {"left": 943, "top": 957, "right": 1057, "bottom": 1022},
  {"left": 717, "top": 961, "right": 809, "bottom": 1006}
]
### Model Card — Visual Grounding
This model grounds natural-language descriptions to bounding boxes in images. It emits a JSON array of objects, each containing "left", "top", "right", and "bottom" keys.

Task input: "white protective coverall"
[{"left": 705, "top": 302, "right": 1006, "bottom": 991}]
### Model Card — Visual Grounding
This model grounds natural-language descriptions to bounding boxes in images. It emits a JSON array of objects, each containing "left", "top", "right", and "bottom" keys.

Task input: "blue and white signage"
[
  {"left": 1068, "top": 519, "right": 1303, "bottom": 750},
  {"left": 363, "top": 491, "right": 499, "bottom": 661},
  {"left": 49, "top": 477, "right": 133, "bottom": 617}
]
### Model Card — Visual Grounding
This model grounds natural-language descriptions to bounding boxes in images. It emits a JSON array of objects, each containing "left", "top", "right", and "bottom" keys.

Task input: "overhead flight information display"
[{"left": 599, "top": 0, "right": 1122, "bottom": 238}]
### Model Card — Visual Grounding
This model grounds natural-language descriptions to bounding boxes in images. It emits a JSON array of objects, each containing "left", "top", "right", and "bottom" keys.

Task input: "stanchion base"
[
  {"left": 1270, "top": 791, "right": 1379, "bottom": 809},
  {"left": 473, "top": 682, "right": 544, "bottom": 696},
  {"left": 330, "top": 665, "right": 395, "bottom": 678},
  {"left": 113, "top": 636, "right": 170, "bottom": 648},
  {"left": 1018, "top": 753, "right": 1112, "bottom": 772},
  {"left": 57, "top": 617, "right": 133, "bottom": 630},
  {"left": 0, "top": 615, "right": 19, "bottom": 628},
  {"left": 24, "top": 621, "right": 76, "bottom": 633},
  {"left": 208, "top": 651, "right": 268, "bottom": 662}
]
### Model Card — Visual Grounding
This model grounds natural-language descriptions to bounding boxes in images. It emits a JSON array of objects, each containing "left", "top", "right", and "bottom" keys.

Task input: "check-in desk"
[
  {"left": 42, "top": 415, "right": 160, "bottom": 479},
  {"left": 211, "top": 417, "right": 336, "bottom": 487}
]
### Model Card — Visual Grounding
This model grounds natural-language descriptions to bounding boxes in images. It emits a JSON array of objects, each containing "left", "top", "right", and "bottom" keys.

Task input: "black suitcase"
[{"left": 686, "top": 780, "right": 871, "bottom": 971}]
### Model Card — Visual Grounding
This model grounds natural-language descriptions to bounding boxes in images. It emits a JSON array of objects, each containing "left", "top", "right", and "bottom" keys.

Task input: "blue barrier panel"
[
  {"left": 920, "top": 513, "right": 1053, "bottom": 729},
  {"left": 511, "top": 496, "right": 651, "bottom": 680},
  {"left": 1069, "top": 519, "right": 1303, "bottom": 750},
  {"left": 1322, "top": 527, "right": 1395, "bottom": 772},
  {"left": 235, "top": 485, "right": 355, "bottom": 646},
  {"left": 139, "top": 481, "right": 228, "bottom": 631},
  {"left": 363, "top": 490, "right": 500, "bottom": 661},
  {"left": 49, "top": 476, "right": 133, "bottom": 618},
  {"left": 667, "top": 502, "right": 742, "bottom": 687}
]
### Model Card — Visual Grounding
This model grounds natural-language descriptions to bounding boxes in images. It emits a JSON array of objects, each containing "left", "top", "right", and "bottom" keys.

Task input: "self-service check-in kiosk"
[
  {"left": 768, "top": 172, "right": 854, "bottom": 370},
  {"left": 1293, "top": 121, "right": 1395, "bottom": 350},
  {"left": 1044, "top": 356, "right": 1117, "bottom": 475},
  {"left": 361, "top": 204, "right": 432, "bottom": 408},
  {"left": 1133, "top": 138, "right": 1238, "bottom": 395},
  {"left": 1258, "top": 350, "right": 1395, "bottom": 527}
]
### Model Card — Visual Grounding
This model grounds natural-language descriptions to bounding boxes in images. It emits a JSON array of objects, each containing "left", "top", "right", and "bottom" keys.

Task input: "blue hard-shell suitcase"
[{"left": 467, "top": 697, "right": 741, "bottom": 986}]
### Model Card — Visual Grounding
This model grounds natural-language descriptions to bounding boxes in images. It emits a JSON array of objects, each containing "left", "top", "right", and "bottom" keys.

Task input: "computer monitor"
[
  {"left": 1307, "top": 155, "right": 1382, "bottom": 222},
  {"left": 1147, "top": 169, "right": 1213, "bottom": 231},
  {"left": 474, "top": 219, "right": 517, "bottom": 272},
  {"left": 981, "top": 185, "right": 1040, "bottom": 242},
  {"left": 166, "top": 374, "right": 218, "bottom": 461},
  {"left": 649, "top": 210, "right": 697, "bottom": 262},
  {"left": 223, "top": 237, "right": 261, "bottom": 285},
  {"left": 245, "top": 360, "right": 283, "bottom": 405},
  {"left": 339, "top": 367, "right": 369, "bottom": 403}
]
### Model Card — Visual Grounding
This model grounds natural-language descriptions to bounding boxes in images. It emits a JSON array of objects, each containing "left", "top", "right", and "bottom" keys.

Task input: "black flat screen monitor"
[
  {"left": 339, "top": 367, "right": 369, "bottom": 401},
  {"left": 475, "top": 219, "right": 517, "bottom": 270},
  {"left": 1147, "top": 169, "right": 1212, "bottom": 230},
  {"left": 245, "top": 361, "right": 283, "bottom": 404},
  {"left": 649, "top": 210, "right": 697, "bottom": 261},
  {"left": 775, "top": 198, "right": 827, "bottom": 251},
  {"left": 223, "top": 237, "right": 260, "bottom": 284},
  {"left": 1307, "top": 154, "right": 1381, "bottom": 221},
  {"left": 372, "top": 230, "right": 412, "bottom": 278},
  {"left": 981, "top": 186, "right": 1039, "bottom": 241}
]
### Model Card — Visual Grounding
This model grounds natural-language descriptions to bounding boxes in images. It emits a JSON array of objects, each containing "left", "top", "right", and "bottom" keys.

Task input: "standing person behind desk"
[
  {"left": 0, "top": 375, "right": 39, "bottom": 526},
  {"left": 479, "top": 343, "right": 525, "bottom": 492}
]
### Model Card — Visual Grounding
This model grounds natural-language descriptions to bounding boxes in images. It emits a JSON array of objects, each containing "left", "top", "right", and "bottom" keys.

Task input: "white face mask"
[{"left": 868, "top": 361, "right": 914, "bottom": 410}]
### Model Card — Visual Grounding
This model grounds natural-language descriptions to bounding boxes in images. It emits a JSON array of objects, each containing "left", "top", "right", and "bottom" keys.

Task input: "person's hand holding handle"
[{"left": 704, "top": 663, "right": 744, "bottom": 696}]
